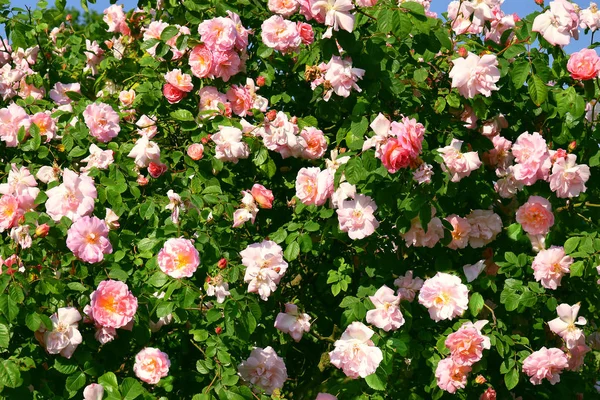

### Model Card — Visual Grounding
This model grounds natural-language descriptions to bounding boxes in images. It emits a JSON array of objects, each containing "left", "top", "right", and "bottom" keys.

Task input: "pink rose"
[
  {"left": 241, "top": 240, "right": 288, "bottom": 301},
  {"left": 189, "top": 44, "right": 213, "bottom": 79},
  {"left": 297, "top": 22, "right": 314, "bottom": 45},
  {"left": 532, "top": 0, "right": 579, "bottom": 47},
  {"left": 300, "top": 127, "right": 327, "bottom": 159},
  {"left": 445, "top": 320, "right": 491, "bottom": 366},
  {"left": 206, "top": 275, "right": 231, "bottom": 304},
  {"left": 402, "top": 210, "right": 444, "bottom": 248},
  {"left": 83, "top": 383, "right": 104, "bottom": 400},
  {"left": 44, "top": 169, "right": 97, "bottom": 222},
  {"left": 88, "top": 280, "right": 138, "bottom": 329},
  {"left": 567, "top": 48, "right": 600, "bottom": 80},
  {"left": 261, "top": 15, "right": 301, "bottom": 53},
  {"left": 163, "top": 83, "right": 186, "bottom": 104},
  {"left": 148, "top": 162, "right": 167, "bottom": 178},
  {"left": 446, "top": 214, "right": 471, "bottom": 250},
  {"left": 449, "top": 52, "right": 500, "bottom": 98},
  {"left": 66, "top": 216, "right": 113, "bottom": 264},
  {"left": 522, "top": 347, "right": 569, "bottom": 385},
  {"left": 438, "top": 139, "right": 482, "bottom": 182},
  {"left": 30, "top": 111, "right": 57, "bottom": 142},
  {"left": 128, "top": 136, "right": 161, "bottom": 168},
  {"left": 119, "top": 89, "right": 135, "bottom": 107},
  {"left": 366, "top": 285, "right": 404, "bottom": 331},
  {"left": 0, "top": 195, "right": 22, "bottom": 232},
  {"left": 212, "top": 126, "right": 250, "bottom": 163},
  {"left": 393, "top": 270, "right": 423, "bottom": 302},
  {"left": 226, "top": 84, "right": 253, "bottom": 117},
  {"left": 323, "top": 56, "right": 365, "bottom": 100},
  {"left": 274, "top": 303, "right": 311, "bottom": 342},
  {"left": 336, "top": 194, "right": 379, "bottom": 240},
  {"left": 187, "top": 143, "right": 204, "bottom": 160},
  {"left": 548, "top": 303, "right": 587, "bottom": 350},
  {"left": 157, "top": 238, "right": 200, "bottom": 279},
  {"left": 211, "top": 50, "right": 242, "bottom": 82},
  {"left": 198, "top": 17, "right": 237, "bottom": 52},
  {"left": 418, "top": 272, "right": 469, "bottom": 322},
  {"left": 0, "top": 103, "right": 31, "bottom": 147},
  {"left": 250, "top": 184, "right": 274, "bottom": 209},
  {"left": 466, "top": 209, "right": 502, "bottom": 248},
  {"left": 238, "top": 347, "right": 287, "bottom": 394},
  {"left": 316, "top": 394, "right": 337, "bottom": 400},
  {"left": 42, "top": 307, "right": 82, "bottom": 359},
  {"left": 311, "top": 0, "right": 355, "bottom": 32},
  {"left": 548, "top": 154, "right": 590, "bottom": 198},
  {"left": 268, "top": 0, "right": 300, "bottom": 16},
  {"left": 435, "top": 357, "right": 471, "bottom": 394},
  {"left": 515, "top": 196, "right": 554, "bottom": 235},
  {"left": 329, "top": 322, "right": 383, "bottom": 379},
  {"left": 83, "top": 103, "right": 121, "bottom": 143},
  {"left": 381, "top": 138, "right": 412, "bottom": 173},
  {"left": 480, "top": 388, "right": 496, "bottom": 400},
  {"left": 295, "top": 167, "right": 334, "bottom": 206},
  {"left": 81, "top": 144, "right": 114, "bottom": 172},
  {"left": 532, "top": 246, "right": 573, "bottom": 290},
  {"left": 164, "top": 69, "right": 194, "bottom": 92},
  {"left": 134, "top": 347, "right": 170, "bottom": 385}
]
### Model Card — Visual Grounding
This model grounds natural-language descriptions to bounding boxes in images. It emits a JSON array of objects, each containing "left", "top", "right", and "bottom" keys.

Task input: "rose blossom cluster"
[
  {"left": 0, "top": 44, "right": 43, "bottom": 102},
  {"left": 238, "top": 346, "right": 287, "bottom": 394},
  {"left": 580, "top": 2, "right": 600, "bottom": 31},
  {"left": 142, "top": 21, "right": 191, "bottom": 60},
  {"left": 418, "top": 272, "right": 469, "bottom": 322},
  {"left": 240, "top": 240, "right": 288, "bottom": 300},
  {"left": 163, "top": 69, "right": 194, "bottom": 104},
  {"left": 523, "top": 347, "right": 569, "bottom": 385},
  {"left": 232, "top": 184, "right": 274, "bottom": 227},
  {"left": 436, "top": 320, "right": 490, "bottom": 393},
  {"left": 329, "top": 321, "right": 383, "bottom": 379},
  {"left": 84, "top": 280, "right": 138, "bottom": 344},
  {"left": 307, "top": 55, "right": 365, "bottom": 101},
  {"left": 447, "top": 0, "right": 505, "bottom": 36},
  {"left": 363, "top": 113, "right": 425, "bottom": 173},
  {"left": 532, "top": 0, "right": 579, "bottom": 47},
  {"left": 0, "top": 164, "right": 39, "bottom": 234},
  {"left": 261, "top": 15, "right": 313, "bottom": 53},
  {"left": 187, "top": 12, "right": 250, "bottom": 82},
  {"left": 548, "top": 303, "right": 591, "bottom": 371},
  {"left": 449, "top": 52, "right": 500, "bottom": 99},
  {"left": 274, "top": 303, "right": 311, "bottom": 341},
  {"left": 44, "top": 169, "right": 97, "bottom": 222}
]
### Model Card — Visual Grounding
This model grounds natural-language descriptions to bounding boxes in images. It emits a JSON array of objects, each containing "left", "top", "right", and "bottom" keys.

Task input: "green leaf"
[
  {"left": 66, "top": 371, "right": 86, "bottom": 393},
  {"left": 25, "top": 313, "right": 42, "bottom": 332},
  {"left": 0, "top": 323, "right": 8, "bottom": 348},
  {"left": 170, "top": 109, "right": 195, "bottom": 121},
  {"left": 519, "top": 290, "right": 537, "bottom": 307},
  {"left": 364, "top": 367, "right": 387, "bottom": 391},
  {"left": 469, "top": 293, "right": 484, "bottom": 317},
  {"left": 284, "top": 241, "right": 300, "bottom": 261},
  {"left": 554, "top": 87, "right": 585, "bottom": 118},
  {"left": 507, "top": 223, "right": 523, "bottom": 241},
  {"left": 160, "top": 26, "right": 180, "bottom": 42},
  {"left": 0, "top": 360, "right": 22, "bottom": 388},
  {"left": 570, "top": 261, "right": 585, "bottom": 277},
  {"left": 121, "top": 377, "right": 144, "bottom": 400},
  {"left": 98, "top": 372, "right": 119, "bottom": 393},
  {"left": 148, "top": 271, "right": 169, "bottom": 287},
  {"left": 504, "top": 367, "right": 519, "bottom": 390},
  {"left": 564, "top": 237, "right": 580, "bottom": 254},
  {"left": 503, "top": 44, "right": 526, "bottom": 59},
  {"left": 528, "top": 75, "right": 548, "bottom": 106},
  {"left": 511, "top": 60, "right": 530, "bottom": 88},
  {"left": 54, "top": 358, "right": 79, "bottom": 375},
  {"left": 413, "top": 68, "right": 428, "bottom": 82}
]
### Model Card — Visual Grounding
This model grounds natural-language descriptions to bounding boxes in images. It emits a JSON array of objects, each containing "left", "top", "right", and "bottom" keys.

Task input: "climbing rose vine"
[{"left": 0, "top": 0, "right": 600, "bottom": 398}]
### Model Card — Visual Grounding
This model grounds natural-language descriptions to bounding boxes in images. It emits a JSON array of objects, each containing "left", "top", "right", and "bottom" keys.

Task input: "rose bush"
[{"left": 0, "top": 0, "right": 600, "bottom": 398}]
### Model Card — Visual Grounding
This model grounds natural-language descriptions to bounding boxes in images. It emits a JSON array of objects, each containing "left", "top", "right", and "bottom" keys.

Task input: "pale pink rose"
[
  {"left": 84, "top": 39, "right": 104, "bottom": 75},
  {"left": 512, "top": 132, "right": 552, "bottom": 185},
  {"left": 251, "top": 184, "right": 274, "bottom": 209},
  {"left": 446, "top": 214, "right": 472, "bottom": 250},
  {"left": 268, "top": 0, "right": 299, "bottom": 16},
  {"left": 549, "top": 154, "right": 590, "bottom": 198},
  {"left": 92, "top": 323, "right": 117, "bottom": 344},
  {"left": 413, "top": 163, "right": 434, "bottom": 184},
  {"left": 134, "top": 347, "right": 170, "bottom": 385},
  {"left": 81, "top": 143, "right": 114, "bottom": 172},
  {"left": 30, "top": 111, "right": 57, "bottom": 142},
  {"left": 157, "top": 238, "right": 200, "bottom": 279},
  {"left": 466, "top": 209, "right": 502, "bottom": 248},
  {"left": 548, "top": 303, "right": 587, "bottom": 349},
  {"left": 295, "top": 167, "right": 334, "bottom": 206},
  {"left": 316, "top": 394, "right": 337, "bottom": 400},
  {"left": 484, "top": 6, "right": 517, "bottom": 43},
  {"left": 297, "top": 22, "right": 315, "bottom": 45},
  {"left": 418, "top": 272, "right": 469, "bottom": 322},
  {"left": 393, "top": 270, "right": 424, "bottom": 302},
  {"left": 300, "top": 127, "right": 327, "bottom": 159},
  {"left": 356, "top": 0, "right": 377, "bottom": 6},
  {"left": 258, "top": 111, "right": 304, "bottom": 158},
  {"left": 165, "top": 190, "right": 184, "bottom": 224},
  {"left": 127, "top": 136, "right": 161, "bottom": 168},
  {"left": 211, "top": 50, "right": 242, "bottom": 83},
  {"left": 580, "top": 3, "right": 600, "bottom": 31},
  {"left": 226, "top": 84, "right": 253, "bottom": 117},
  {"left": 105, "top": 208, "right": 119, "bottom": 230},
  {"left": 463, "top": 260, "right": 486, "bottom": 282},
  {"left": 435, "top": 357, "right": 471, "bottom": 394},
  {"left": 336, "top": 194, "right": 379, "bottom": 240},
  {"left": 515, "top": 196, "right": 554, "bottom": 235},
  {"left": 438, "top": 139, "right": 482, "bottom": 182},
  {"left": 565, "top": 342, "right": 591, "bottom": 371},
  {"left": 189, "top": 44, "right": 213, "bottom": 79},
  {"left": 187, "top": 143, "right": 204, "bottom": 160},
  {"left": 199, "top": 86, "right": 228, "bottom": 115},
  {"left": 483, "top": 135, "right": 513, "bottom": 172},
  {"left": 532, "top": 0, "right": 579, "bottom": 47},
  {"left": 164, "top": 69, "right": 194, "bottom": 92},
  {"left": 36, "top": 166, "right": 59, "bottom": 184},
  {"left": 325, "top": 149, "right": 351, "bottom": 171},
  {"left": 460, "top": 105, "right": 478, "bottom": 129},
  {"left": 446, "top": 320, "right": 490, "bottom": 366},
  {"left": 83, "top": 103, "right": 120, "bottom": 143},
  {"left": 330, "top": 182, "right": 356, "bottom": 209},
  {"left": 0, "top": 103, "right": 31, "bottom": 147},
  {"left": 261, "top": 15, "right": 301, "bottom": 53},
  {"left": 479, "top": 387, "right": 496, "bottom": 400},
  {"left": 323, "top": 56, "right": 364, "bottom": 100},
  {"left": 329, "top": 322, "right": 383, "bottom": 379},
  {"left": 402, "top": 211, "right": 444, "bottom": 248},
  {"left": 44, "top": 169, "right": 97, "bottom": 222},
  {"left": 163, "top": 83, "right": 186, "bottom": 104},
  {"left": 532, "top": 246, "right": 573, "bottom": 290},
  {"left": 119, "top": 89, "right": 135, "bottom": 107},
  {"left": 227, "top": 11, "right": 251, "bottom": 51},
  {"left": 366, "top": 285, "right": 404, "bottom": 331},
  {"left": 212, "top": 126, "right": 250, "bottom": 163},
  {"left": 143, "top": 21, "right": 169, "bottom": 55},
  {"left": 198, "top": 17, "right": 237, "bottom": 52},
  {"left": 18, "top": 78, "right": 45, "bottom": 101},
  {"left": 567, "top": 48, "right": 600, "bottom": 80},
  {"left": 522, "top": 347, "right": 569, "bottom": 385},
  {"left": 238, "top": 347, "right": 287, "bottom": 395},
  {"left": 449, "top": 52, "right": 500, "bottom": 98},
  {"left": 83, "top": 383, "right": 104, "bottom": 400},
  {"left": 103, "top": 4, "right": 130, "bottom": 36},
  {"left": 136, "top": 115, "right": 158, "bottom": 138},
  {"left": 494, "top": 166, "right": 523, "bottom": 198},
  {"left": 10, "top": 225, "right": 32, "bottom": 249},
  {"left": 311, "top": 0, "right": 355, "bottom": 32},
  {"left": 43, "top": 307, "right": 82, "bottom": 359},
  {"left": 66, "top": 216, "right": 113, "bottom": 264},
  {"left": 274, "top": 303, "right": 311, "bottom": 342},
  {"left": 241, "top": 240, "right": 288, "bottom": 301},
  {"left": 49, "top": 82, "right": 80, "bottom": 105},
  {"left": 88, "top": 280, "right": 138, "bottom": 329},
  {"left": 233, "top": 190, "right": 258, "bottom": 228},
  {"left": 0, "top": 163, "right": 39, "bottom": 212},
  {"left": 206, "top": 275, "right": 231, "bottom": 303}
]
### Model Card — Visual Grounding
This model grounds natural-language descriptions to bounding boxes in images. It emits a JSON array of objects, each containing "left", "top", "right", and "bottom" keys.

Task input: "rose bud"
[
  {"left": 568, "top": 140, "right": 577, "bottom": 152},
  {"left": 217, "top": 258, "right": 227, "bottom": 269},
  {"left": 256, "top": 76, "right": 266, "bottom": 87},
  {"left": 163, "top": 83, "right": 186, "bottom": 104},
  {"left": 458, "top": 47, "right": 468, "bottom": 58},
  {"left": 297, "top": 22, "right": 314, "bottom": 45},
  {"left": 266, "top": 110, "right": 277, "bottom": 121},
  {"left": 35, "top": 224, "right": 50, "bottom": 238},
  {"left": 148, "top": 162, "right": 167, "bottom": 178},
  {"left": 187, "top": 143, "right": 204, "bottom": 160},
  {"left": 137, "top": 175, "right": 149, "bottom": 186},
  {"left": 475, "top": 375, "right": 487, "bottom": 384},
  {"left": 105, "top": 208, "right": 120, "bottom": 230},
  {"left": 201, "top": 135, "right": 211, "bottom": 145},
  {"left": 215, "top": 326, "right": 222, "bottom": 334},
  {"left": 250, "top": 184, "right": 274, "bottom": 209}
]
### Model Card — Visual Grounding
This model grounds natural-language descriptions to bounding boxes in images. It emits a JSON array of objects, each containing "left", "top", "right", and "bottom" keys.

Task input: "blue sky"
[{"left": 7, "top": 0, "right": 596, "bottom": 53}]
